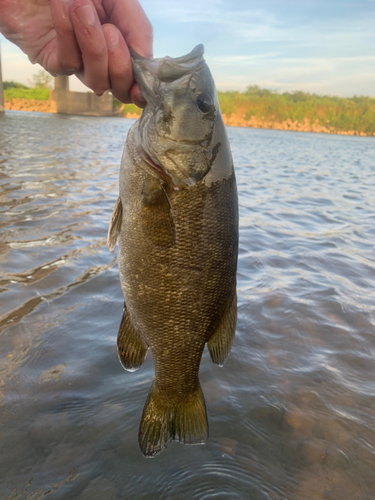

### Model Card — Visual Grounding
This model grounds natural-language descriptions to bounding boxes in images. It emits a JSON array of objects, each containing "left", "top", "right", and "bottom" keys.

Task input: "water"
[{"left": 1, "top": 110, "right": 375, "bottom": 499}]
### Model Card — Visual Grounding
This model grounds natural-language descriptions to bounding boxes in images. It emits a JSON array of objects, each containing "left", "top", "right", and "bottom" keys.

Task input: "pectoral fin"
[
  {"left": 107, "top": 197, "right": 123, "bottom": 251},
  {"left": 141, "top": 178, "right": 175, "bottom": 247},
  {"left": 117, "top": 303, "right": 148, "bottom": 371},
  {"left": 207, "top": 293, "right": 237, "bottom": 366}
]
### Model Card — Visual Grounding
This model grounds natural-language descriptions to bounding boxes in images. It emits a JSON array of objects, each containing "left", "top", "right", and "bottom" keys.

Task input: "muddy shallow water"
[{"left": 1, "top": 110, "right": 375, "bottom": 499}]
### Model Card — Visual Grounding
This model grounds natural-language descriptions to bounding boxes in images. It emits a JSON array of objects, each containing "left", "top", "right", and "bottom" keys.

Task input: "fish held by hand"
[{"left": 108, "top": 44, "right": 239, "bottom": 457}]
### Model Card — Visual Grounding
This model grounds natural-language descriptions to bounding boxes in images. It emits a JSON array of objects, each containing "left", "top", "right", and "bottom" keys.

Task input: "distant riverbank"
[
  {"left": 4, "top": 90, "right": 375, "bottom": 137},
  {"left": 217, "top": 87, "right": 375, "bottom": 137},
  {"left": 221, "top": 114, "right": 371, "bottom": 136}
]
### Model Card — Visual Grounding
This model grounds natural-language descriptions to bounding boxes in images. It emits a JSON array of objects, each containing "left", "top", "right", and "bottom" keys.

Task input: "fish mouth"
[
  {"left": 161, "top": 136, "right": 206, "bottom": 147},
  {"left": 140, "top": 146, "right": 197, "bottom": 188},
  {"left": 130, "top": 44, "right": 204, "bottom": 66},
  {"left": 130, "top": 45, "right": 206, "bottom": 102},
  {"left": 143, "top": 150, "right": 166, "bottom": 177}
]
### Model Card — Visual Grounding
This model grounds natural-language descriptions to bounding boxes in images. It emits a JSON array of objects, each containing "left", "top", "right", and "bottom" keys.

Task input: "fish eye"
[{"left": 197, "top": 93, "right": 214, "bottom": 113}]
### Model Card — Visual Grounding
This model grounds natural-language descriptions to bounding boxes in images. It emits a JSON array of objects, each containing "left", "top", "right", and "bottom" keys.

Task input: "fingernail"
[
  {"left": 137, "top": 93, "right": 146, "bottom": 105},
  {"left": 75, "top": 4, "right": 96, "bottom": 26},
  {"left": 135, "top": 87, "right": 146, "bottom": 103},
  {"left": 105, "top": 28, "right": 119, "bottom": 48},
  {"left": 135, "top": 92, "right": 147, "bottom": 108}
]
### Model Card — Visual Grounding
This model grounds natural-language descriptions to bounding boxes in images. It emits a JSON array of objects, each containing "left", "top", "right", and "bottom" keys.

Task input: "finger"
[
  {"left": 130, "top": 84, "right": 147, "bottom": 108},
  {"left": 102, "top": 24, "right": 133, "bottom": 103},
  {"left": 50, "top": 0, "right": 82, "bottom": 74},
  {"left": 70, "top": 0, "right": 110, "bottom": 94},
  {"left": 104, "top": 0, "right": 153, "bottom": 58}
]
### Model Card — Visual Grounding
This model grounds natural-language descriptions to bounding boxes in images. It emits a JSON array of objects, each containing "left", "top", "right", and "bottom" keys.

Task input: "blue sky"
[{"left": 1, "top": 0, "right": 374, "bottom": 96}]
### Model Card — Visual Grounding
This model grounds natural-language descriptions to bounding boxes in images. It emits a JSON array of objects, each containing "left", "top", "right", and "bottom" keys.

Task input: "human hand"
[{"left": 0, "top": 0, "right": 153, "bottom": 106}]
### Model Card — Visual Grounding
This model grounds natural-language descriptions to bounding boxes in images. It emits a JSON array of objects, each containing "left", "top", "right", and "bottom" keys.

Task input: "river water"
[{"left": 1, "top": 110, "right": 375, "bottom": 499}]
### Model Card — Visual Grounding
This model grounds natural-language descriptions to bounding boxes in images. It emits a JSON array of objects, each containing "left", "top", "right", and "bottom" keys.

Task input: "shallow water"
[{"left": 1, "top": 110, "right": 375, "bottom": 499}]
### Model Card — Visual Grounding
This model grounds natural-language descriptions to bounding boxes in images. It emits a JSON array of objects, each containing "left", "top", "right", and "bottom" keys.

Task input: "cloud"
[
  {"left": 211, "top": 54, "right": 375, "bottom": 97},
  {"left": 143, "top": 0, "right": 375, "bottom": 97},
  {"left": 1, "top": 40, "right": 33, "bottom": 85}
]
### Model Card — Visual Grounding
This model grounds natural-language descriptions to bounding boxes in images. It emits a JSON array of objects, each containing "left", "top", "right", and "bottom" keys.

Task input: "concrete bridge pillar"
[
  {"left": 51, "top": 75, "right": 113, "bottom": 116},
  {"left": 54, "top": 75, "right": 69, "bottom": 91}
]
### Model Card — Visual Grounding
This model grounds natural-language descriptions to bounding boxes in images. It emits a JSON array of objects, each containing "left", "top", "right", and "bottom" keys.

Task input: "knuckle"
[
  {"left": 55, "top": 23, "right": 75, "bottom": 38},
  {"left": 109, "top": 64, "right": 129, "bottom": 81},
  {"left": 87, "top": 42, "right": 107, "bottom": 59}
]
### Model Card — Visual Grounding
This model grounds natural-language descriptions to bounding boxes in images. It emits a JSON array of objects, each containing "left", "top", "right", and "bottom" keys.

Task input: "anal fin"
[
  {"left": 107, "top": 196, "right": 123, "bottom": 251},
  {"left": 207, "top": 293, "right": 237, "bottom": 366},
  {"left": 117, "top": 303, "right": 148, "bottom": 372}
]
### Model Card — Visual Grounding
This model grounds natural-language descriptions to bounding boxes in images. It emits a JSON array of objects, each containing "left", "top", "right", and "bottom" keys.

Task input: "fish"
[{"left": 107, "top": 44, "right": 238, "bottom": 457}]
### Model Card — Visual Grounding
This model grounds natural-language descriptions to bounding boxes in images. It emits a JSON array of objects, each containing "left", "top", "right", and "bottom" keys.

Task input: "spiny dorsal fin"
[{"left": 107, "top": 197, "right": 123, "bottom": 251}]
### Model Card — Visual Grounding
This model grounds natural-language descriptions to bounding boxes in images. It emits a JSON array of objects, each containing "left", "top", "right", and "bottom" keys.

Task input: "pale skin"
[{"left": 0, "top": 0, "right": 153, "bottom": 106}]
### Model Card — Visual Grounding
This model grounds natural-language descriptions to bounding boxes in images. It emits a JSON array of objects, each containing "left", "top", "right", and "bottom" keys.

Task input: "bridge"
[
  {"left": 0, "top": 47, "right": 112, "bottom": 117},
  {"left": 51, "top": 75, "right": 112, "bottom": 116}
]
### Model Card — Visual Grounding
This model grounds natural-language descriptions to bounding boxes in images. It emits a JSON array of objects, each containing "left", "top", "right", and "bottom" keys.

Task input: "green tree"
[
  {"left": 3, "top": 80, "right": 29, "bottom": 90},
  {"left": 28, "top": 69, "right": 53, "bottom": 89},
  {"left": 245, "top": 85, "right": 275, "bottom": 97}
]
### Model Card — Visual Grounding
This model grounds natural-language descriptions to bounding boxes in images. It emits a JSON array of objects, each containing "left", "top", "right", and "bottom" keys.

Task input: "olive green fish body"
[{"left": 108, "top": 45, "right": 238, "bottom": 457}]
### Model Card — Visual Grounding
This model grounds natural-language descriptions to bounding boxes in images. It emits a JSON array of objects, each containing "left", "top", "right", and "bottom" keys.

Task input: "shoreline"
[
  {"left": 221, "top": 114, "right": 372, "bottom": 137},
  {"left": 4, "top": 98, "right": 374, "bottom": 137},
  {"left": 4, "top": 97, "right": 56, "bottom": 114}
]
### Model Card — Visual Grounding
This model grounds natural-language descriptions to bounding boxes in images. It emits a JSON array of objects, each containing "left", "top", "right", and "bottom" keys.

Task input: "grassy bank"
[
  {"left": 218, "top": 86, "right": 375, "bottom": 135},
  {"left": 113, "top": 100, "right": 141, "bottom": 116},
  {"left": 4, "top": 87, "right": 50, "bottom": 101}
]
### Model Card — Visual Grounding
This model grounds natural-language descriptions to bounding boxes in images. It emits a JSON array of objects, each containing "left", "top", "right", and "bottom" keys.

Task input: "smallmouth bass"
[{"left": 108, "top": 44, "right": 238, "bottom": 457}]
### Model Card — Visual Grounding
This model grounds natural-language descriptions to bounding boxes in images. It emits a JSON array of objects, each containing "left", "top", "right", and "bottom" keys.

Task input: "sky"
[{"left": 1, "top": 0, "right": 375, "bottom": 97}]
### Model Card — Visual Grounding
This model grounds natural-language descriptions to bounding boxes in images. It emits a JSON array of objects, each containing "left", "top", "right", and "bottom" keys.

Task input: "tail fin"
[{"left": 138, "top": 381, "right": 208, "bottom": 458}]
